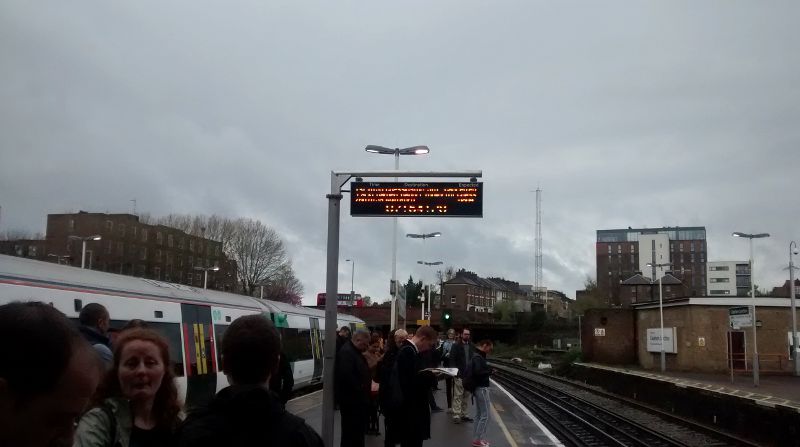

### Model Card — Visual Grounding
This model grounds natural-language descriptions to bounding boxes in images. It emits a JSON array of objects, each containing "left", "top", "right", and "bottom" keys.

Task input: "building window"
[
  {"left": 690, "top": 242, "right": 695, "bottom": 252},
  {"left": 106, "top": 241, "right": 113, "bottom": 254},
  {"left": 179, "top": 238, "right": 185, "bottom": 250},
  {"left": 168, "top": 234, "right": 174, "bottom": 248},
  {"left": 140, "top": 247, "right": 148, "bottom": 260},
  {"left": 189, "top": 240, "right": 195, "bottom": 253},
  {"left": 154, "top": 266, "right": 161, "bottom": 280},
  {"left": 156, "top": 249, "right": 162, "bottom": 261},
  {"left": 117, "top": 242, "right": 124, "bottom": 255},
  {"left": 118, "top": 224, "right": 125, "bottom": 237},
  {"left": 141, "top": 229, "right": 148, "bottom": 242},
  {"left": 68, "top": 219, "right": 76, "bottom": 231},
  {"left": 157, "top": 232, "right": 163, "bottom": 245},
  {"left": 187, "top": 272, "right": 193, "bottom": 284},
  {"left": 679, "top": 243, "right": 684, "bottom": 252},
  {"left": 132, "top": 226, "right": 137, "bottom": 238},
  {"left": 189, "top": 256, "right": 194, "bottom": 268},
  {"left": 710, "top": 289, "right": 731, "bottom": 295},
  {"left": 607, "top": 245, "right": 611, "bottom": 253},
  {"left": 178, "top": 257, "right": 184, "bottom": 268},
  {"left": 710, "top": 278, "right": 730, "bottom": 283},
  {"left": 617, "top": 244, "right": 622, "bottom": 253},
  {"left": 215, "top": 245, "right": 220, "bottom": 256},
  {"left": 106, "top": 220, "right": 113, "bottom": 231}
]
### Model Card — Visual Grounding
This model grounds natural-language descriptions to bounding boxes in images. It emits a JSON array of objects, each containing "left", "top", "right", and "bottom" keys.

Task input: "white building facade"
[{"left": 706, "top": 260, "right": 751, "bottom": 297}]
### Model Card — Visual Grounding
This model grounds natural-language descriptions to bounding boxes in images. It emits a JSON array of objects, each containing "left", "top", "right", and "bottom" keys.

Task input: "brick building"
[
  {"left": 16, "top": 212, "right": 237, "bottom": 291},
  {"left": 596, "top": 226, "right": 707, "bottom": 307},
  {"left": 442, "top": 270, "right": 529, "bottom": 313}
]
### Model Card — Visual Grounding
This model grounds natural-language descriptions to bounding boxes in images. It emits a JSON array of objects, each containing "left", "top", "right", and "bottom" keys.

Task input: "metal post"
[
  {"left": 81, "top": 240, "right": 87, "bottom": 269},
  {"left": 351, "top": 260, "right": 355, "bottom": 296},
  {"left": 790, "top": 241, "right": 799, "bottom": 376},
  {"left": 203, "top": 270, "right": 208, "bottom": 289},
  {"left": 390, "top": 151, "right": 399, "bottom": 330},
  {"left": 578, "top": 315, "right": 582, "bottom": 349},
  {"left": 659, "top": 275, "right": 666, "bottom": 373},
  {"left": 322, "top": 172, "right": 343, "bottom": 447},
  {"left": 750, "top": 238, "right": 759, "bottom": 387},
  {"left": 729, "top": 330, "right": 734, "bottom": 383}
]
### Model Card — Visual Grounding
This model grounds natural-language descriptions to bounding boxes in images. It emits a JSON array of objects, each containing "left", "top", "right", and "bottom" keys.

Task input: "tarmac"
[{"left": 286, "top": 381, "right": 563, "bottom": 447}]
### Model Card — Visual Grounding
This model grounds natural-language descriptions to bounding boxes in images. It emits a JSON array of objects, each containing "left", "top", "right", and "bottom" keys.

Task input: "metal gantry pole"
[
  {"left": 750, "top": 238, "right": 759, "bottom": 387},
  {"left": 790, "top": 241, "right": 799, "bottom": 376},
  {"left": 659, "top": 276, "right": 666, "bottom": 373},
  {"left": 390, "top": 152, "right": 399, "bottom": 330},
  {"left": 203, "top": 270, "right": 208, "bottom": 289},
  {"left": 322, "top": 172, "right": 343, "bottom": 447},
  {"left": 81, "top": 240, "right": 87, "bottom": 269}
]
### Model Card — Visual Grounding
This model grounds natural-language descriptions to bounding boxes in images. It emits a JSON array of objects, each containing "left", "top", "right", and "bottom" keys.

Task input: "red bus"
[{"left": 316, "top": 292, "right": 364, "bottom": 308}]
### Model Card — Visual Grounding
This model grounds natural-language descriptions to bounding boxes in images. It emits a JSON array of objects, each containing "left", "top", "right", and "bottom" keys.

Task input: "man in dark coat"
[
  {"left": 377, "top": 329, "right": 408, "bottom": 447},
  {"left": 269, "top": 351, "right": 294, "bottom": 404},
  {"left": 335, "top": 329, "right": 371, "bottom": 447},
  {"left": 394, "top": 325, "right": 439, "bottom": 447},
  {"left": 178, "top": 315, "right": 322, "bottom": 447},
  {"left": 78, "top": 303, "right": 113, "bottom": 366}
]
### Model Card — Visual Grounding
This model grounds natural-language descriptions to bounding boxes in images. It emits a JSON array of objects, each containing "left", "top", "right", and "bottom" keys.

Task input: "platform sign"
[
  {"left": 417, "top": 319, "right": 430, "bottom": 326},
  {"left": 350, "top": 182, "right": 483, "bottom": 217},
  {"left": 729, "top": 306, "right": 752, "bottom": 329},
  {"left": 646, "top": 328, "right": 677, "bottom": 353},
  {"left": 594, "top": 328, "right": 606, "bottom": 336}
]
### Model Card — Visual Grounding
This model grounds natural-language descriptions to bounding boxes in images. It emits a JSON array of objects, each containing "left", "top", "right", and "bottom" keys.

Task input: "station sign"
[
  {"left": 350, "top": 182, "right": 483, "bottom": 217},
  {"left": 729, "top": 306, "right": 752, "bottom": 329},
  {"left": 646, "top": 328, "right": 677, "bottom": 353}
]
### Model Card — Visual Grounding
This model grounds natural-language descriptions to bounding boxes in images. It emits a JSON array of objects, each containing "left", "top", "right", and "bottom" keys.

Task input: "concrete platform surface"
[
  {"left": 286, "top": 384, "right": 562, "bottom": 447},
  {"left": 579, "top": 362, "right": 800, "bottom": 412}
]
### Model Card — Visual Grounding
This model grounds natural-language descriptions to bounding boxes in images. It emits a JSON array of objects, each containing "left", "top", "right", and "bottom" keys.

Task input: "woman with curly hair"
[{"left": 74, "top": 328, "right": 181, "bottom": 447}]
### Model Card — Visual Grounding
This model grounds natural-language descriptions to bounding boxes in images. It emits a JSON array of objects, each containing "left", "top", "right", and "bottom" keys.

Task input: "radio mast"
[{"left": 535, "top": 186, "right": 543, "bottom": 299}]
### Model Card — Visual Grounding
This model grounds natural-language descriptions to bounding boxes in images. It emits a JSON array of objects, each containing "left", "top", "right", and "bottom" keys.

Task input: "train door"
[
  {"left": 181, "top": 304, "right": 217, "bottom": 410},
  {"left": 310, "top": 317, "right": 323, "bottom": 381},
  {"left": 727, "top": 330, "right": 746, "bottom": 370}
]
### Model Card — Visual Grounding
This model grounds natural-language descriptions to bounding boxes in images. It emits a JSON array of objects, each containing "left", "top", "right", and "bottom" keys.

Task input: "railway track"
[{"left": 490, "top": 360, "right": 760, "bottom": 447}]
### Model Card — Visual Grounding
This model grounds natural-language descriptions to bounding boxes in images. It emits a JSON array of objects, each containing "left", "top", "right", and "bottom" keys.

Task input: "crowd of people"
[
  {"left": 334, "top": 325, "right": 494, "bottom": 447},
  {"left": 0, "top": 299, "right": 493, "bottom": 447}
]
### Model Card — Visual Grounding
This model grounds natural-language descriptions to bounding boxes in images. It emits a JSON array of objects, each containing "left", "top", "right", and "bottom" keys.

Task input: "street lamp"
[
  {"left": 68, "top": 235, "right": 101, "bottom": 269},
  {"left": 647, "top": 262, "right": 672, "bottom": 373},
  {"left": 732, "top": 231, "right": 770, "bottom": 387},
  {"left": 417, "top": 260, "right": 443, "bottom": 320},
  {"left": 346, "top": 258, "right": 356, "bottom": 299},
  {"left": 366, "top": 144, "right": 430, "bottom": 330},
  {"left": 194, "top": 266, "right": 220, "bottom": 289},
  {"left": 789, "top": 241, "right": 799, "bottom": 376}
]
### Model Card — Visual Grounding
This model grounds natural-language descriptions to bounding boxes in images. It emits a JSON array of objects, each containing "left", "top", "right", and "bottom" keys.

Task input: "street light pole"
[
  {"left": 194, "top": 266, "right": 220, "bottom": 290},
  {"left": 69, "top": 235, "right": 102, "bottom": 269},
  {"left": 366, "top": 145, "right": 430, "bottom": 330},
  {"left": 733, "top": 231, "right": 770, "bottom": 387},
  {"left": 416, "top": 259, "right": 443, "bottom": 320},
  {"left": 346, "top": 259, "right": 355, "bottom": 297},
  {"left": 790, "top": 241, "right": 799, "bottom": 376},
  {"left": 647, "top": 262, "right": 672, "bottom": 373}
]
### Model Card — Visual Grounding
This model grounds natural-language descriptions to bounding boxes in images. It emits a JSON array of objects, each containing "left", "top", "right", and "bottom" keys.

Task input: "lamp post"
[
  {"left": 417, "top": 260, "right": 443, "bottom": 319},
  {"left": 194, "top": 266, "right": 220, "bottom": 289},
  {"left": 346, "top": 258, "right": 355, "bottom": 300},
  {"left": 366, "top": 145, "right": 430, "bottom": 330},
  {"left": 732, "top": 231, "right": 770, "bottom": 387},
  {"left": 647, "top": 262, "right": 672, "bottom": 373},
  {"left": 68, "top": 235, "right": 102, "bottom": 269},
  {"left": 790, "top": 241, "right": 799, "bottom": 376}
]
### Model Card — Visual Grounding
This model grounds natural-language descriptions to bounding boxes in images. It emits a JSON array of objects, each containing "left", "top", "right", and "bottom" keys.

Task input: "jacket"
[
  {"left": 79, "top": 325, "right": 113, "bottom": 365},
  {"left": 334, "top": 340, "right": 371, "bottom": 410},
  {"left": 470, "top": 350, "right": 492, "bottom": 388},
  {"left": 178, "top": 385, "right": 323, "bottom": 447},
  {"left": 393, "top": 340, "right": 432, "bottom": 442},
  {"left": 74, "top": 398, "right": 133, "bottom": 447},
  {"left": 450, "top": 340, "right": 475, "bottom": 376},
  {"left": 268, "top": 352, "right": 294, "bottom": 404}
]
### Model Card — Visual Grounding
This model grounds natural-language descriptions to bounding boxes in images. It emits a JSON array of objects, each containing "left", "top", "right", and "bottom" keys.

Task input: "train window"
[
  {"left": 147, "top": 322, "right": 185, "bottom": 377},
  {"left": 281, "top": 328, "right": 313, "bottom": 362},
  {"left": 225, "top": 316, "right": 231, "bottom": 322},
  {"left": 74, "top": 299, "right": 83, "bottom": 312},
  {"left": 214, "top": 324, "right": 228, "bottom": 366},
  {"left": 154, "top": 310, "right": 163, "bottom": 319}
]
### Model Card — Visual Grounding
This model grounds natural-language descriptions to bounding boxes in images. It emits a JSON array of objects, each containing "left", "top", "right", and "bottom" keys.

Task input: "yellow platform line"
[{"left": 491, "top": 401, "right": 519, "bottom": 447}]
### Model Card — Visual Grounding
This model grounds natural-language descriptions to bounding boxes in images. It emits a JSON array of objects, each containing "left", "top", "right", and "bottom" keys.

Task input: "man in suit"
[
  {"left": 394, "top": 325, "right": 439, "bottom": 447},
  {"left": 335, "top": 329, "right": 371, "bottom": 447}
]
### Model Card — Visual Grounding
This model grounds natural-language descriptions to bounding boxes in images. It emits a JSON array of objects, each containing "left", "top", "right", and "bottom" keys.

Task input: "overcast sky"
[{"left": 2, "top": 2, "right": 799, "bottom": 305}]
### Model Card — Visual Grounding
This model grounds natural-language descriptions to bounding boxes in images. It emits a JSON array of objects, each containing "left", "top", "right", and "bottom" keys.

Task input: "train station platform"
[
  {"left": 577, "top": 362, "right": 800, "bottom": 413},
  {"left": 286, "top": 382, "right": 563, "bottom": 447}
]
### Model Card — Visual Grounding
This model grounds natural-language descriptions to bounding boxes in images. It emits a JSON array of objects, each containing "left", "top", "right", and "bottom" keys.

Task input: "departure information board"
[{"left": 350, "top": 182, "right": 483, "bottom": 217}]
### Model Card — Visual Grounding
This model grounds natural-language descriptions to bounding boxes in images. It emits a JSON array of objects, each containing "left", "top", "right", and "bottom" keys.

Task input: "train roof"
[{"left": 0, "top": 254, "right": 363, "bottom": 321}]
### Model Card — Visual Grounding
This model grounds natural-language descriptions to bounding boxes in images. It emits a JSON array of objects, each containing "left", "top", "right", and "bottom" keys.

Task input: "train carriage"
[{"left": 0, "top": 254, "right": 364, "bottom": 408}]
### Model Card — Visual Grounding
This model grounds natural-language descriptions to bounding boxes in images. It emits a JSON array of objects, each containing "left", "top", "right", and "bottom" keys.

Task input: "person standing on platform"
[
  {"left": 470, "top": 340, "right": 494, "bottom": 447},
  {"left": 336, "top": 326, "right": 352, "bottom": 352},
  {"left": 178, "top": 315, "right": 322, "bottom": 447},
  {"left": 442, "top": 329, "right": 456, "bottom": 412},
  {"left": 78, "top": 303, "right": 114, "bottom": 367},
  {"left": 0, "top": 302, "right": 102, "bottom": 447},
  {"left": 335, "top": 329, "right": 371, "bottom": 447},
  {"left": 451, "top": 328, "right": 475, "bottom": 424},
  {"left": 394, "top": 325, "right": 439, "bottom": 447},
  {"left": 269, "top": 350, "right": 294, "bottom": 404},
  {"left": 377, "top": 329, "right": 408, "bottom": 447}
]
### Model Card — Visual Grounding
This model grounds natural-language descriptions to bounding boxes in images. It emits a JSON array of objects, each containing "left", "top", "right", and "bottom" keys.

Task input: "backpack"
[{"left": 461, "top": 355, "right": 477, "bottom": 393}]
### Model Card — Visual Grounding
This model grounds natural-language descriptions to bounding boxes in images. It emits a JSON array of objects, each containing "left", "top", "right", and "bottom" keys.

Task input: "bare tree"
[
  {"left": 227, "top": 218, "right": 288, "bottom": 296},
  {"left": 260, "top": 261, "right": 304, "bottom": 305},
  {"left": 0, "top": 229, "right": 34, "bottom": 241}
]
